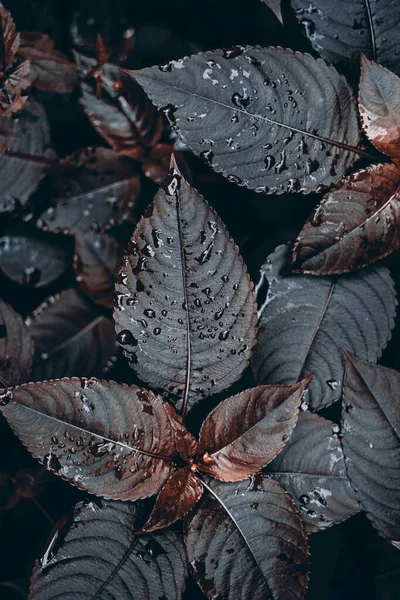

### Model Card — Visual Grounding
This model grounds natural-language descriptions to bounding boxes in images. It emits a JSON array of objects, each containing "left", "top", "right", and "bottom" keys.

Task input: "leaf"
[
  {"left": 252, "top": 244, "right": 397, "bottom": 410},
  {"left": 290, "top": 0, "right": 400, "bottom": 76},
  {"left": 261, "top": 0, "right": 283, "bottom": 23},
  {"left": 342, "top": 351, "right": 400, "bottom": 545},
  {"left": 26, "top": 288, "right": 117, "bottom": 380},
  {"left": 291, "top": 163, "right": 400, "bottom": 274},
  {"left": 196, "top": 380, "right": 309, "bottom": 481},
  {"left": 78, "top": 57, "right": 163, "bottom": 160},
  {"left": 28, "top": 499, "right": 188, "bottom": 600},
  {"left": 37, "top": 147, "right": 140, "bottom": 234},
  {"left": 0, "top": 378, "right": 186, "bottom": 500},
  {"left": 267, "top": 412, "right": 359, "bottom": 530},
  {"left": 359, "top": 55, "right": 400, "bottom": 164},
  {"left": 0, "top": 100, "right": 54, "bottom": 214},
  {"left": 0, "top": 300, "right": 33, "bottom": 386},
  {"left": 130, "top": 46, "right": 361, "bottom": 194},
  {"left": 186, "top": 475, "right": 309, "bottom": 600},
  {"left": 114, "top": 160, "right": 257, "bottom": 413},
  {"left": 0, "top": 225, "right": 72, "bottom": 288},
  {"left": 139, "top": 467, "right": 203, "bottom": 533},
  {"left": 74, "top": 232, "right": 122, "bottom": 309},
  {"left": 19, "top": 32, "right": 78, "bottom": 94}
]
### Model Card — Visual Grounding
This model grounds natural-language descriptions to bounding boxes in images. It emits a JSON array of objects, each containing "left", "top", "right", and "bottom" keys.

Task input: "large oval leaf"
[
  {"left": 131, "top": 46, "right": 360, "bottom": 194},
  {"left": 186, "top": 475, "right": 309, "bottom": 600},
  {"left": 342, "top": 352, "right": 400, "bottom": 545},
  {"left": 196, "top": 380, "right": 309, "bottom": 481},
  {"left": 29, "top": 499, "right": 188, "bottom": 600},
  {"left": 0, "top": 378, "right": 186, "bottom": 500},
  {"left": 291, "top": 0, "right": 400, "bottom": 75},
  {"left": 267, "top": 412, "right": 359, "bottom": 530},
  {"left": 0, "top": 300, "right": 33, "bottom": 386},
  {"left": 252, "top": 244, "right": 396, "bottom": 410},
  {"left": 291, "top": 163, "right": 400, "bottom": 274},
  {"left": 114, "top": 160, "right": 257, "bottom": 413},
  {"left": 26, "top": 289, "right": 117, "bottom": 380}
]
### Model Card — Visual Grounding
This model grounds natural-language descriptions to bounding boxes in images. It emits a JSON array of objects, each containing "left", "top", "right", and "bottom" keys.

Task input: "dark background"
[{"left": 0, "top": 1, "right": 399, "bottom": 598}]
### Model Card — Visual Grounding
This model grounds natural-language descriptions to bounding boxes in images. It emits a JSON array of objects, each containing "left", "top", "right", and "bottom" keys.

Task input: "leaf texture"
[
  {"left": 37, "top": 147, "right": 140, "bottom": 234},
  {"left": 291, "top": 163, "right": 400, "bottom": 274},
  {"left": 267, "top": 412, "right": 359, "bottom": 530},
  {"left": 197, "top": 380, "right": 309, "bottom": 481},
  {"left": 139, "top": 467, "right": 203, "bottom": 533},
  {"left": 291, "top": 0, "right": 400, "bottom": 75},
  {"left": 26, "top": 289, "right": 117, "bottom": 380},
  {"left": 28, "top": 499, "right": 188, "bottom": 600},
  {"left": 359, "top": 55, "right": 400, "bottom": 163},
  {"left": 342, "top": 352, "right": 400, "bottom": 544},
  {"left": 114, "top": 161, "right": 257, "bottom": 412},
  {"left": 186, "top": 475, "right": 309, "bottom": 600},
  {"left": 131, "top": 46, "right": 360, "bottom": 194},
  {"left": 0, "top": 300, "right": 33, "bottom": 387},
  {"left": 0, "top": 378, "right": 184, "bottom": 500},
  {"left": 252, "top": 244, "right": 396, "bottom": 410}
]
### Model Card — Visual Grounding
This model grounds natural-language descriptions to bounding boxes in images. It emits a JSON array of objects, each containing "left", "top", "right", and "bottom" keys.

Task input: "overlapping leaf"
[
  {"left": 130, "top": 46, "right": 361, "bottom": 194},
  {"left": 267, "top": 412, "right": 359, "bottom": 530},
  {"left": 29, "top": 499, "right": 188, "bottom": 600},
  {"left": 114, "top": 160, "right": 257, "bottom": 412},
  {"left": 26, "top": 288, "right": 117, "bottom": 380},
  {"left": 0, "top": 300, "right": 33, "bottom": 387},
  {"left": 0, "top": 378, "right": 190, "bottom": 500},
  {"left": 252, "top": 244, "right": 396, "bottom": 410},
  {"left": 186, "top": 476, "right": 309, "bottom": 600},
  {"left": 342, "top": 352, "right": 400, "bottom": 545},
  {"left": 196, "top": 380, "right": 309, "bottom": 481}
]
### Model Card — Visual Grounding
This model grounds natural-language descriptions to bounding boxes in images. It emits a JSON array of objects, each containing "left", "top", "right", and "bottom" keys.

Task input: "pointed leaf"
[
  {"left": 186, "top": 475, "right": 309, "bottom": 600},
  {"left": 130, "top": 46, "right": 360, "bottom": 194},
  {"left": 37, "top": 147, "right": 140, "bottom": 234},
  {"left": 342, "top": 352, "right": 400, "bottom": 544},
  {"left": 197, "top": 380, "right": 309, "bottom": 481},
  {"left": 261, "top": 0, "right": 283, "bottom": 23},
  {"left": 290, "top": 0, "right": 400, "bottom": 75},
  {"left": 0, "top": 378, "right": 184, "bottom": 500},
  {"left": 0, "top": 300, "right": 33, "bottom": 386},
  {"left": 267, "top": 412, "right": 359, "bottom": 530},
  {"left": 291, "top": 163, "right": 400, "bottom": 274},
  {"left": 252, "top": 244, "right": 396, "bottom": 410},
  {"left": 114, "top": 161, "right": 257, "bottom": 411},
  {"left": 29, "top": 499, "right": 188, "bottom": 600},
  {"left": 78, "top": 58, "right": 163, "bottom": 159},
  {"left": 139, "top": 467, "right": 203, "bottom": 533},
  {"left": 74, "top": 232, "right": 122, "bottom": 309},
  {"left": 359, "top": 55, "right": 400, "bottom": 163},
  {"left": 26, "top": 289, "right": 117, "bottom": 380}
]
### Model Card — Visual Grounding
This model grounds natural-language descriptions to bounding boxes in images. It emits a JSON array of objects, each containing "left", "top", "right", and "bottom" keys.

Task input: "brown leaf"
[
  {"left": 291, "top": 163, "right": 400, "bottom": 274},
  {"left": 96, "top": 34, "right": 110, "bottom": 69},
  {"left": 196, "top": 379, "right": 310, "bottom": 482},
  {"left": 359, "top": 54, "right": 400, "bottom": 164},
  {"left": 138, "top": 467, "right": 203, "bottom": 533},
  {"left": 0, "top": 300, "right": 33, "bottom": 386}
]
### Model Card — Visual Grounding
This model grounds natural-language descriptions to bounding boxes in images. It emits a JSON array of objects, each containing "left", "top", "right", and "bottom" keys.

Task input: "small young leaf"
[
  {"left": 359, "top": 55, "right": 400, "bottom": 164},
  {"left": 29, "top": 499, "right": 188, "bottom": 600},
  {"left": 342, "top": 351, "right": 400, "bottom": 545},
  {"left": 37, "top": 147, "right": 140, "bottom": 234},
  {"left": 186, "top": 476, "right": 309, "bottom": 600},
  {"left": 26, "top": 289, "right": 117, "bottom": 380},
  {"left": 196, "top": 380, "right": 310, "bottom": 481},
  {"left": 0, "top": 300, "right": 33, "bottom": 387},
  {"left": 129, "top": 46, "right": 361, "bottom": 194},
  {"left": 252, "top": 245, "right": 396, "bottom": 410},
  {"left": 0, "top": 378, "right": 185, "bottom": 500},
  {"left": 261, "top": 0, "right": 283, "bottom": 23},
  {"left": 291, "top": 163, "right": 400, "bottom": 274},
  {"left": 267, "top": 412, "right": 359, "bottom": 530},
  {"left": 139, "top": 467, "right": 203, "bottom": 533},
  {"left": 74, "top": 232, "right": 122, "bottom": 309},
  {"left": 114, "top": 160, "right": 257, "bottom": 412}
]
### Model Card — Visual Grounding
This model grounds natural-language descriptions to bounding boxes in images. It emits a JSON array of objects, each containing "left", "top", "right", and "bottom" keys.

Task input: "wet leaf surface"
[{"left": 0, "top": 300, "right": 33, "bottom": 387}]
